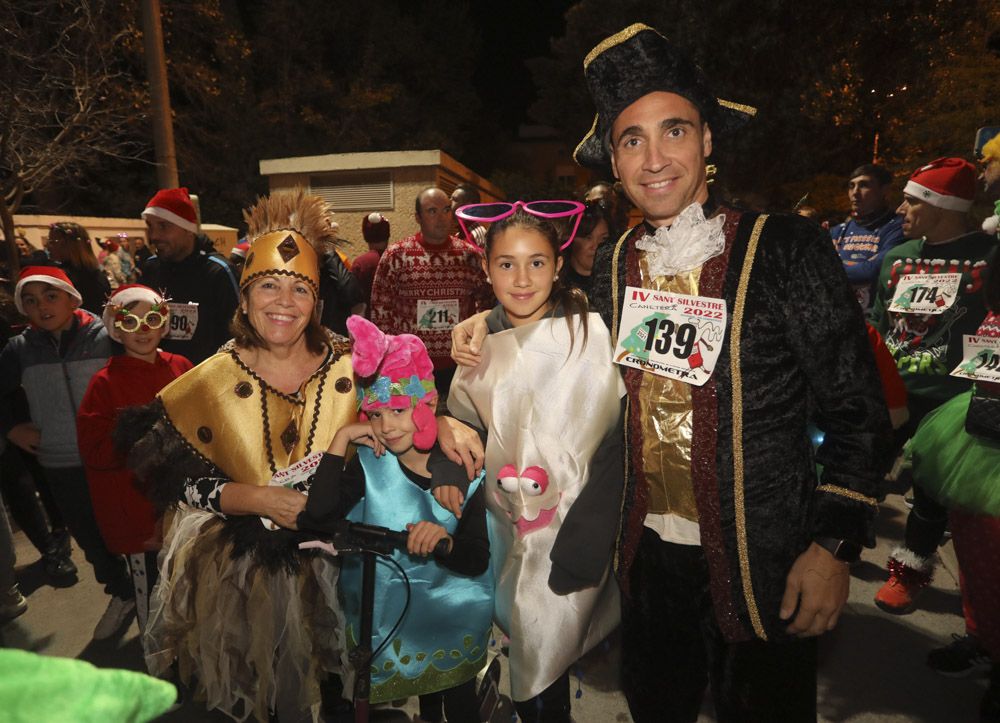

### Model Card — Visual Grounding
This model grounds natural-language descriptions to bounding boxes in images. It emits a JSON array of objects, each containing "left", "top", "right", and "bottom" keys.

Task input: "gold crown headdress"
[{"left": 240, "top": 189, "right": 335, "bottom": 293}]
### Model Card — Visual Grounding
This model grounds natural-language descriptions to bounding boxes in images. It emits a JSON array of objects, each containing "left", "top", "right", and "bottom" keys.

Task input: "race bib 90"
[
  {"left": 168, "top": 303, "right": 200, "bottom": 340},
  {"left": 613, "top": 286, "right": 727, "bottom": 386}
]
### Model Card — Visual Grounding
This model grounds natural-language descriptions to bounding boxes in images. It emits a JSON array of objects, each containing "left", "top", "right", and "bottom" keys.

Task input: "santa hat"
[
  {"left": 231, "top": 240, "right": 250, "bottom": 259},
  {"left": 362, "top": 212, "right": 390, "bottom": 244},
  {"left": 903, "top": 157, "right": 976, "bottom": 212},
  {"left": 347, "top": 315, "right": 438, "bottom": 450},
  {"left": 14, "top": 266, "right": 82, "bottom": 315},
  {"left": 101, "top": 284, "right": 168, "bottom": 342},
  {"left": 142, "top": 187, "right": 199, "bottom": 233}
]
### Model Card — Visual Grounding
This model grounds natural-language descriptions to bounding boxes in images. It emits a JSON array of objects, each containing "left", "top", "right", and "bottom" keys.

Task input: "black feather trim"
[
  {"left": 117, "top": 399, "right": 218, "bottom": 513},
  {"left": 217, "top": 516, "right": 320, "bottom": 574}
]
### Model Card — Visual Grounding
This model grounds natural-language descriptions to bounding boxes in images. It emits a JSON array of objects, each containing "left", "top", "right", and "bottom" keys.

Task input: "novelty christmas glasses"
[
  {"left": 455, "top": 200, "right": 585, "bottom": 250},
  {"left": 112, "top": 303, "right": 169, "bottom": 333}
]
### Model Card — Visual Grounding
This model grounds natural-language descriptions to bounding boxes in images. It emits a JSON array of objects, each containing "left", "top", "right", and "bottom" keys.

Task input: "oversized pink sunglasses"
[{"left": 455, "top": 200, "right": 585, "bottom": 251}]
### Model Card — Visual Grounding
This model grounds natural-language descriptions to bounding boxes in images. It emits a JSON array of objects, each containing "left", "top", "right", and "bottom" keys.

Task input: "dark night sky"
[{"left": 468, "top": 0, "right": 576, "bottom": 133}]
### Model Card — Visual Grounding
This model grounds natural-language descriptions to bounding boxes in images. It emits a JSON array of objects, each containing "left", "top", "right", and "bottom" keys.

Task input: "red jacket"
[
  {"left": 77, "top": 351, "right": 193, "bottom": 553},
  {"left": 866, "top": 323, "right": 908, "bottom": 412}
]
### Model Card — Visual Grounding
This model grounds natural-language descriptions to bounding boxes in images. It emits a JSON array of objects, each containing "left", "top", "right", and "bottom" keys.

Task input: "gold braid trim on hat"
[
  {"left": 240, "top": 189, "right": 333, "bottom": 292},
  {"left": 573, "top": 114, "right": 601, "bottom": 163},
  {"left": 718, "top": 99, "right": 758, "bottom": 116},
  {"left": 583, "top": 23, "right": 657, "bottom": 69}
]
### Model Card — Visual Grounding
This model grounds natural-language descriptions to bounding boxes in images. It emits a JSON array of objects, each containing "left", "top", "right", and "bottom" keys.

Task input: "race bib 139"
[{"left": 613, "top": 286, "right": 727, "bottom": 386}]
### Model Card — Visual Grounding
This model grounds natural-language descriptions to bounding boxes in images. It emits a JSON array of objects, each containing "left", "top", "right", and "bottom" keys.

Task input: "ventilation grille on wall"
[{"left": 309, "top": 172, "right": 393, "bottom": 211}]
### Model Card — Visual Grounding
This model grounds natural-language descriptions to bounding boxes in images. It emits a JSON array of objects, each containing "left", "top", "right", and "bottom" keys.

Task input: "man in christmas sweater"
[
  {"left": 830, "top": 164, "right": 905, "bottom": 311},
  {"left": 370, "top": 187, "right": 493, "bottom": 393},
  {"left": 870, "top": 157, "right": 996, "bottom": 615}
]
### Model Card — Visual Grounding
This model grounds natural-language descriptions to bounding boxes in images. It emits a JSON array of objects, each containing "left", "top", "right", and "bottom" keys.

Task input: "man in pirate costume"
[
  {"left": 119, "top": 190, "right": 358, "bottom": 722},
  {"left": 576, "top": 25, "right": 891, "bottom": 721}
]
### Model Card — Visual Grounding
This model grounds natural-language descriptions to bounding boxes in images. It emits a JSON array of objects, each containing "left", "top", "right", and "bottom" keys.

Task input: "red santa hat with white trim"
[
  {"left": 14, "top": 266, "right": 82, "bottom": 315},
  {"left": 903, "top": 157, "right": 977, "bottom": 213},
  {"left": 142, "top": 187, "right": 199, "bottom": 233}
]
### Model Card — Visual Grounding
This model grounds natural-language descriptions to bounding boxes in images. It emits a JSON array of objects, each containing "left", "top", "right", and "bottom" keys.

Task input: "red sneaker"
[{"left": 875, "top": 548, "right": 932, "bottom": 614}]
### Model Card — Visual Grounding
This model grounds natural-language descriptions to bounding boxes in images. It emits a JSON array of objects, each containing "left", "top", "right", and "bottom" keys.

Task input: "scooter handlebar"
[{"left": 333, "top": 520, "right": 450, "bottom": 557}]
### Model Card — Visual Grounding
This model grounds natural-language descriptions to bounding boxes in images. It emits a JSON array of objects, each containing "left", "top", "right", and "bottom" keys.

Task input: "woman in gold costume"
[{"left": 121, "top": 190, "right": 357, "bottom": 722}]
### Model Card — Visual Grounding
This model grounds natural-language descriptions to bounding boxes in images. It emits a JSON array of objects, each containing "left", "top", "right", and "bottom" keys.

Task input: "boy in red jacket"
[{"left": 77, "top": 285, "right": 192, "bottom": 634}]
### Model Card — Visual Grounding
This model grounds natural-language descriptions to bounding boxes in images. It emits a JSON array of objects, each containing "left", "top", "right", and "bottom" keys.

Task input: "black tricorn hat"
[{"left": 573, "top": 24, "right": 756, "bottom": 168}]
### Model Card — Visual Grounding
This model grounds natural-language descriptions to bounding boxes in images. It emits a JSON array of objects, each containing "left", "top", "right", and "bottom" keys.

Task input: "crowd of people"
[{"left": 0, "top": 20, "right": 998, "bottom": 723}]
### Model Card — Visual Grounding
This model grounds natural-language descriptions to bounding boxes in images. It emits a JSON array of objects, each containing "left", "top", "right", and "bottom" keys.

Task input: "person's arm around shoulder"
[
  {"left": 218, "top": 422, "right": 382, "bottom": 529},
  {"left": 297, "top": 432, "right": 373, "bottom": 532},
  {"left": 450, "top": 310, "right": 490, "bottom": 368}
]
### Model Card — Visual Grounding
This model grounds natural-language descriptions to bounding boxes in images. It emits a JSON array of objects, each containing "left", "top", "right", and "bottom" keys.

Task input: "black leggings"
[
  {"left": 417, "top": 677, "right": 479, "bottom": 723},
  {"left": 513, "top": 673, "right": 571, "bottom": 723}
]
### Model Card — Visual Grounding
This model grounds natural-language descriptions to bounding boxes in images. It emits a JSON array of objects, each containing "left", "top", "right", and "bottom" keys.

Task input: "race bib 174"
[
  {"left": 889, "top": 273, "right": 962, "bottom": 315},
  {"left": 613, "top": 286, "right": 727, "bottom": 386}
]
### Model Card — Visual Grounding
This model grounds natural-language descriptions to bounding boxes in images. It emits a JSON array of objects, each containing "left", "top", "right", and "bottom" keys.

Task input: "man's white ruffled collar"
[{"left": 635, "top": 203, "right": 726, "bottom": 277}]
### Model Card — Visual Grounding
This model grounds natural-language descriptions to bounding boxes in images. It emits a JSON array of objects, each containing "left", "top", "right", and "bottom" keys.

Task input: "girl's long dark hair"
[{"left": 484, "top": 209, "right": 590, "bottom": 352}]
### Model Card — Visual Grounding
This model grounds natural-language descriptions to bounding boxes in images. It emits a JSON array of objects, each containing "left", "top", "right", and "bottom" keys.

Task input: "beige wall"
[
  {"left": 262, "top": 150, "right": 505, "bottom": 262},
  {"left": 266, "top": 167, "right": 461, "bottom": 261},
  {"left": 343, "top": 167, "right": 438, "bottom": 257}
]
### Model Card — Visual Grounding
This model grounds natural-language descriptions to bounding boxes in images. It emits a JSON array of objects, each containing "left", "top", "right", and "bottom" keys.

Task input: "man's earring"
[{"left": 706, "top": 164, "right": 717, "bottom": 185}]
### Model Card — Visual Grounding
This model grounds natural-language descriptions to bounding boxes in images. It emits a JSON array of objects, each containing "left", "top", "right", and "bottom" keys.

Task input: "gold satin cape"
[{"left": 156, "top": 339, "right": 357, "bottom": 486}]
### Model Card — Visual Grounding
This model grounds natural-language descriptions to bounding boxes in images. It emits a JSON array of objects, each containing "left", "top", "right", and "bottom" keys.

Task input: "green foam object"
[{"left": 0, "top": 649, "right": 176, "bottom": 722}]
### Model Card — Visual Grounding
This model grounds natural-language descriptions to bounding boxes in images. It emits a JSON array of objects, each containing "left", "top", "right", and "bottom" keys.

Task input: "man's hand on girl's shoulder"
[{"left": 451, "top": 310, "right": 489, "bottom": 367}]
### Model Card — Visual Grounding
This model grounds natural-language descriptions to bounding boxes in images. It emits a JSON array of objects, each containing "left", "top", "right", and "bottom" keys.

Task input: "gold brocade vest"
[
  {"left": 157, "top": 339, "right": 357, "bottom": 486},
  {"left": 638, "top": 255, "right": 700, "bottom": 521}
]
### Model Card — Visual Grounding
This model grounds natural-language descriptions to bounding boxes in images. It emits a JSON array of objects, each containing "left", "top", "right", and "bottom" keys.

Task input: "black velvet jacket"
[{"left": 590, "top": 203, "right": 891, "bottom": 642}]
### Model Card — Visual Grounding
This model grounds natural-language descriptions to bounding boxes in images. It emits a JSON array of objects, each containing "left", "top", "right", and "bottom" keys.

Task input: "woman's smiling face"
[{"left": 245, "top": 275, "right": 315, "bottom": 349}]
